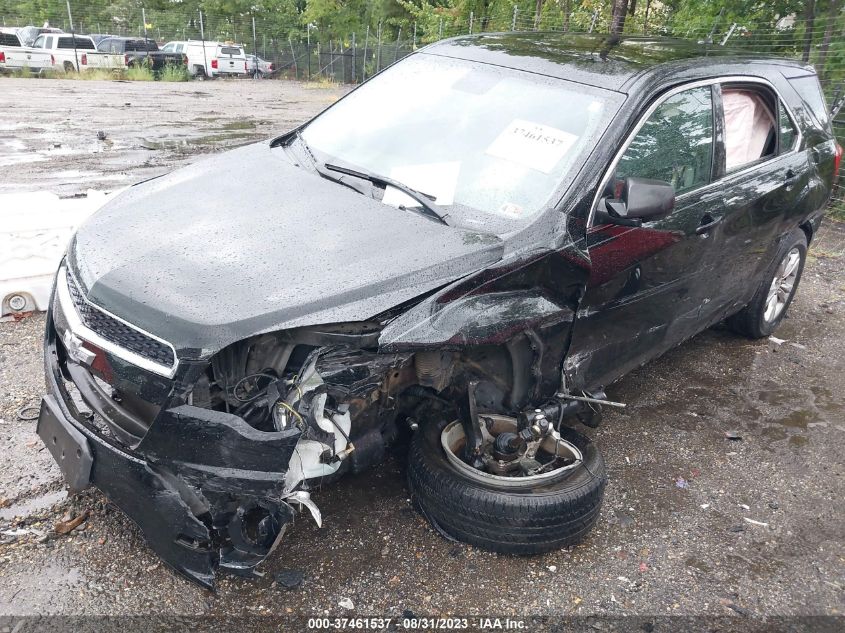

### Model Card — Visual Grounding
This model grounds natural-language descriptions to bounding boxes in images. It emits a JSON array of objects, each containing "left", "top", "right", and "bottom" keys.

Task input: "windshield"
[{"left": 301, "top": 54, "right": 620, "bottom": 230}]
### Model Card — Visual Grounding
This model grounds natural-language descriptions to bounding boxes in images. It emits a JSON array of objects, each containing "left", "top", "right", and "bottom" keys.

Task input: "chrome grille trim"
[{"left": 57, "top": 265, "right": 179, "bottom": 378}]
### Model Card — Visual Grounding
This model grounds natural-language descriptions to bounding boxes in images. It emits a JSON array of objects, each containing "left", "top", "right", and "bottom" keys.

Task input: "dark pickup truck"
[{"left": 95, "top": 37, "right": 184, "bottom": 70}]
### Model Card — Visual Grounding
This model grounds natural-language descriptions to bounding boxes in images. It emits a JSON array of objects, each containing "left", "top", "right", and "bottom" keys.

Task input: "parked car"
[
  {"left": 0, "top": 28, "right": 53, "bottom": 74},
  {"left": 161, "top": 40, "right": 247, "bottom": 78},
  {"left": 246, "top": 53, "right": 274, "bottom": 77},
  {"left": 31, "top": 33, "right": 121, "bottom": 72},
  {"left": 95, "top": 37, "right": 185, "bottom": 71},
  {"left": 16, "top": 24, "right": 63, "bottom": 47},
  {"left": 38, "top": 33, "right": 840, "bottom": 589}
]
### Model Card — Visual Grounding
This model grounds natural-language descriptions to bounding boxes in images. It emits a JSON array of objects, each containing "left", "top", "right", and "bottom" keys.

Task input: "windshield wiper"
[{"left": 324, "top": 162, "right": 449, "bottom": 225}]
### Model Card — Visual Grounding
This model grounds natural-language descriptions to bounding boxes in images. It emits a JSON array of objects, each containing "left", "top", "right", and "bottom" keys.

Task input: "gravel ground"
[{"left": 0, "top": 77, "right": 844, "bottom": 623}]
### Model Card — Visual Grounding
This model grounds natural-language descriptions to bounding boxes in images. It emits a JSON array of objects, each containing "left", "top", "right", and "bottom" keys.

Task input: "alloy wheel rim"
[
  {"left": 763, "top": 247, "right": 801, "bottom": 323},
  {"left": 440, "top": 415, "right": 582, "bottom": 488}
]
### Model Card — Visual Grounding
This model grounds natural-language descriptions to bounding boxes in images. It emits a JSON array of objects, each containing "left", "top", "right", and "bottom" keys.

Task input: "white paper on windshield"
[
  {"left": 486, "top": 120, "right": 578, "bottom": 174},
  {"left": 381, "top": 161, "right": 461, "bottom": 209}
]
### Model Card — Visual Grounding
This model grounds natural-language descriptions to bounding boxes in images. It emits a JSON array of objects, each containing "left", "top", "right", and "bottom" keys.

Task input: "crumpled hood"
[{"left": 68, "top": 142, "right": 504, "bottom": 356}]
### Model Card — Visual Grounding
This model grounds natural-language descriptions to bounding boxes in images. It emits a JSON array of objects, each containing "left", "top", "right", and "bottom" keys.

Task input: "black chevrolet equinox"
[{"left": 38, "top": 33, "right": 841, "bottom": 587}]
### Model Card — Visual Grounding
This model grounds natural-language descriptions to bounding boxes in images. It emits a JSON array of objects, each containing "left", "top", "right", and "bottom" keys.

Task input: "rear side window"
[
  {"left": 789, "top": 75, "right": 830, "bottom": 128},
  {"left": 220, "top": 46, "right": 241, "bottom": 55},
  {"left": 721, "top": 88, "right": 777, "bottom": 171},
  {"left": 779, "top": 103, "right": 798, "bottom": 153},
  {"left": 614, "top": 86, "right": 714, "bottom": 195},
  {"left": 0, "top": 32, "right": 21, "bottom": 47},
  {"left": 58, "top": 37, "right": 95, "bottom": 50}
]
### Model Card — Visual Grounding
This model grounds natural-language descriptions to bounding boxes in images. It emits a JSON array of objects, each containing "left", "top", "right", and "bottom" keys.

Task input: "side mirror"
[{"left": 597, "top": 177, "right": 675, "bottom": 226}]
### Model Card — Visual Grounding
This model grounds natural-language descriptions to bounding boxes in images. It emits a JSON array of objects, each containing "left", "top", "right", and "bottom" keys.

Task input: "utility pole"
[
  {"left": 412, "top": 22, "right": 416, "bottom": 49},
  {"left": 512, "top": 7, "right": 518, "bottom": 31},
  {"left": 65, "top": 1, "right": 79, "bottom": 72},
  {"left": 252, "top": 15, "right": 258, "bottom": 78},
  {"left": 439, "top": 18, "right": 443, "bottom": 39},
  {"left": 142, "top": 7, "right": 147, "bottom": 40},
  {"left": 362, "top": 25, "right": 369, "bottom": 82},
  {"left": 307, "top": 24, "right": 312, "bottom": 79},
  {"left": 393, "top": 27, "right": 401, "bottom": 63},
  {"left": 199, "top": 10, "right": 208, "bottom": 78},
  {"left": 469, "top": 11, "right": 474, "bottom": 34}
]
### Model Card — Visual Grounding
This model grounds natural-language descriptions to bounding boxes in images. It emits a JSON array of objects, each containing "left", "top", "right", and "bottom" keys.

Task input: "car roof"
[{"left": 422, "top": 32, "right": 812, "bottom": 93}]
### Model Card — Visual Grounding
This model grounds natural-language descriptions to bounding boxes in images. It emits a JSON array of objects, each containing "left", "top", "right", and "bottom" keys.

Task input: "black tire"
[
  {"left": 727, "top": 229, "right": 808, "bottom": 339},
  {"left": 193, "top": 66, "right": 207, "bottom": 80},
  {"left": 407, "top": 420, "right": 606, "bottom": 554},
  {"left": 63, "top": 61, "right": 75, "bottom": 73}
]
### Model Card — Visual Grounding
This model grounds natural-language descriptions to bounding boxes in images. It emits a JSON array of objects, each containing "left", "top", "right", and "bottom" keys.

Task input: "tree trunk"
[
  {"left": 817, "top": 0, "right": 841, "bottom": 75},
  {"left": 534, "top": 0, "right": 544, "bottom": 30},
  {"left": 611, "top": 0, "right": 629, "bottom": 35},
  {"left": 802, "top": 0, "right": 816, "bottom": 63}
]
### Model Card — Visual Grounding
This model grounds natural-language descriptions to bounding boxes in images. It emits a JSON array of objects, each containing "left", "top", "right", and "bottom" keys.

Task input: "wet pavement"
[{"left": 0, "top": 77, "right": 844, "bottom": 619}]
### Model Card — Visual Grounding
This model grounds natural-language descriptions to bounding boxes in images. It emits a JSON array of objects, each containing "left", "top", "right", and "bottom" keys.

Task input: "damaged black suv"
[{"left": 39, "top": 33, "right": 840, "bottom": 588}]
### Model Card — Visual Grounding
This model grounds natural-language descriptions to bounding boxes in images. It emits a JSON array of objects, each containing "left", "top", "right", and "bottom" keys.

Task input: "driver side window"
[{"left": 614, "top": 86, "right": 714, "bottom": 196}]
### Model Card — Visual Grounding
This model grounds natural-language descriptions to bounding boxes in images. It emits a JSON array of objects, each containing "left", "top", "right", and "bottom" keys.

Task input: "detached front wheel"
[{"left": 407, "top": 415, "right": 606, "bottom": 554}]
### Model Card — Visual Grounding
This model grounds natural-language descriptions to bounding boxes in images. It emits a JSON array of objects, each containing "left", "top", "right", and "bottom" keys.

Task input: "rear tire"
[
  {"left": 63, "top": 61, "right": 75, "bottom": 73},
  {"left": 193, "top": 66, "right": 207, "bottom": 80},
  {"left": 727, "top": 229, "right": 807, "bottom": 339},
  {"left": 407, "top": 420, "right": 606, "bottom": 554}
]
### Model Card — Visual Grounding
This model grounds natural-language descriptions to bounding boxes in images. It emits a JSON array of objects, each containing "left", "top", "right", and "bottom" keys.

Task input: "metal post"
[
  {"left": 588, "top": 9, "right": 598, "bottom": 33},
  {"left": 252, "top": 16, "right": 258, "bottom": 78},
  {"left": 66, "top": 1, "right": 79, "bottom": 72},
  {"left": 720, "top": 23, "right": 737, "bottom": 46},
  {"left": 307, "top": 26, "right": 311, "bottom": 79},
  {"left": 375, "top": 20, "right": 382, "bottom": 73},
  {"left": 289, "top": 36, "right": 297, "bottom": 79},
  {"left": 351, "top": 32, "right": 356, "bottom": 83},
  {"left": 362, "top": 25, "right": 369, "bottom": 81},
  {"left": 469, "top": 11, "right": 473, "bottom": 34},
  {"left": 393, "top": 27, "right": 401, "bottom": 63},
  {"left": 199, "top": 11, "right": 208, "bottom": 77},
  {"left": 512, "top": 7, "right": 518, "bottom": 31},
  {"left": 412, "top": 21, "right": 416, "bottom": 49},
  {"left": 142, "top": 7, "right": 147, "bottom": 40},
  {"left": 439, "top": 18, "right": 443, "bottom": 39}
]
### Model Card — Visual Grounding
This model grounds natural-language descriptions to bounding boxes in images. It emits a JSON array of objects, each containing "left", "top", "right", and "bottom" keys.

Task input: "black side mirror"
[{"left": 597, "top": 177, "right": 675, "bottom": 227}]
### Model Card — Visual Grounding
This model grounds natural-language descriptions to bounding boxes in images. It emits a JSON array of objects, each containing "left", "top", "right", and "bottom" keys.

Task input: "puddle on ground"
[
  {"left": 0, "top": 489, "right": 68, "bottom": 521},
  {"left": 772, "top": 410, "right": 812, "bottom": 429}
]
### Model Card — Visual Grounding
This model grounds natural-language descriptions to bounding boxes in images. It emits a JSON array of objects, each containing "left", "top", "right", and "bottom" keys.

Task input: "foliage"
[
  {"left": 125, "top": 64, "right": 155, "bottom": 80},
  {"left": 159, "top": 62, "right": 190, "bottom": 81}
]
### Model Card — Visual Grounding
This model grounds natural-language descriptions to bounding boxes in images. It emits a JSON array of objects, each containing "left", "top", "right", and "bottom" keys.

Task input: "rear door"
[
  {"left": 707, "top": 80, "right": 810, "bottom": 317},
  {"left": 568, "top": 83, "right": 725, "bottom": 390}
]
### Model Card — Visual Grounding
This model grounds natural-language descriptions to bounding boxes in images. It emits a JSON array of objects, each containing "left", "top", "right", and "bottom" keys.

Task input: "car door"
[
  {"left": 707, "top": 81, "right": 810, "bottom": 317},
  {"left": 566, "top": 83, "right": 727, "bottom": 391}
]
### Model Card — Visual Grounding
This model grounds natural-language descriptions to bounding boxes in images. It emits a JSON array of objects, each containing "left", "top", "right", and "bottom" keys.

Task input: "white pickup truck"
[
  {"left": 162, "top": 40, "right": 247, "bottom": 78},
  {"left": 31, "top": 33, "right": 123, "bottom": 72},
  {"left": 0, "top": 28, "right": 53, "bottom": 74}
]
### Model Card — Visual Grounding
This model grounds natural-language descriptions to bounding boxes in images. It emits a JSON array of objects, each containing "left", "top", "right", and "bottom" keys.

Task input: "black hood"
[{"left": 69, "top": 142, "right": 504, "bottom": 356}]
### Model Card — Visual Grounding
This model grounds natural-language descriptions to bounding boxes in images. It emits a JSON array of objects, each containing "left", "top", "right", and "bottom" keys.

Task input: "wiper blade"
[{"left": 324, "top": 162, "right": 449, "bottom": 225}]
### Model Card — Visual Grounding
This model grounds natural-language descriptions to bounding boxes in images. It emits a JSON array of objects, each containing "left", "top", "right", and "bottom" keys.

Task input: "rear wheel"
[
  {"left": 63, "top": 61, "right": 75, "bottom": 73},
  {"left": 193, "top": 66, "right": 207, "bottom": 80},
  {"left": 407, "top": 415, "right": 606, "bottom": 554},
  {"left": 728, "top": 229, "right": 807, "bottom": 338}
]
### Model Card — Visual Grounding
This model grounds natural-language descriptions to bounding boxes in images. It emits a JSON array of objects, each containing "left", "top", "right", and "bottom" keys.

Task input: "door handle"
[
  {"left": 695, "top": 214, "right": 723, "bottom": 235},
  {"left": 784, "top": 169, "right": 799, "bottom": 190}
]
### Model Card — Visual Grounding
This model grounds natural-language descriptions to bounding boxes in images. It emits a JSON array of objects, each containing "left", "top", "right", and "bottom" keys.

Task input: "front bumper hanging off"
[{"left": 38, "top": 299, "right": 303, "bottom": 589}]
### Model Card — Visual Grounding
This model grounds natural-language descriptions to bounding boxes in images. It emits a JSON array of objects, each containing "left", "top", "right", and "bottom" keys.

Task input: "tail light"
[
  {"left": 183, "top": 54, "right": 188, "bottom": 65},
  {"left": 834, "top": 142, "right": 843, "bottom": 183},
  {"left": 51, "top": 54, "right": 55, "bottom": 66},
  {"left": 211, "top": 59, "right": 218, "bottom": 69},
  {"left": 124, "top": 54, "right": 129, "bottom": 66},
  {"left": 81, "top": 53, "right": 87, "bottom": 65},
  {"left": 269, "top": 63, "right": 274, "bottom": 71},
  {"left": 244, "top": 60, "right": 247, "bottom": 72},
  {"left": 0, "top": 51, "right": 5, "bottom": 64}
]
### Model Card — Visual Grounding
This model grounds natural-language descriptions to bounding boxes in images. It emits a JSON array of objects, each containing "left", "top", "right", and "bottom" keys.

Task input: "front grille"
[{"left": 65, "top": 267, "right": 176, "bottom": 368}]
